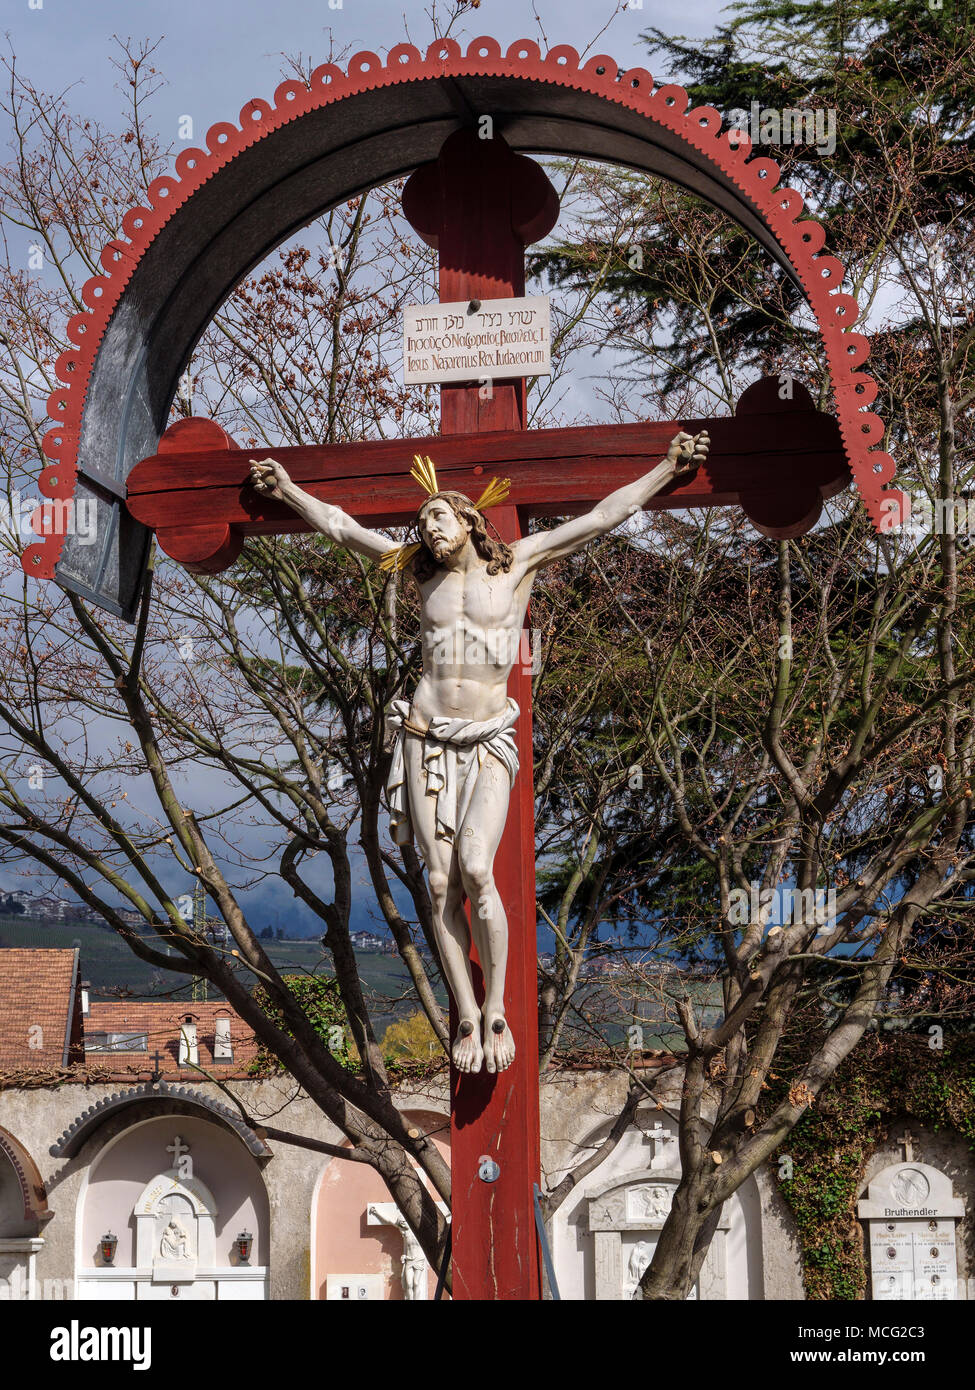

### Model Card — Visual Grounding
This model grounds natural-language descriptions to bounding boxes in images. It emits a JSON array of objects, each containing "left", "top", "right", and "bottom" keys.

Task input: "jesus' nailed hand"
[{"left": 249, "top": 430, "right": 709, "bottom": 1075}]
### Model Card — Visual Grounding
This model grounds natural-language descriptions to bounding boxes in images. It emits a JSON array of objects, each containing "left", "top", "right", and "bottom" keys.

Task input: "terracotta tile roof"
[
  {"left": 84, "top": 1000, "right": 258, "bottom": 1079},
  {"left": 0, "top": 949, "right": 83, "bottom": 1069}
]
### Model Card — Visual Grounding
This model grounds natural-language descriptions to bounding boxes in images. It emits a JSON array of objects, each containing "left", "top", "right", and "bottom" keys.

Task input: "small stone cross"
[
  {"left": 897, "top": 1128, "right": 914, "bottom": 1162},
  {"left": 167, "top": 1135, "right": 190, "bottom": 1167},
  {"left": 648, "top": 1120, "right": 676, "bottom": 1162}
]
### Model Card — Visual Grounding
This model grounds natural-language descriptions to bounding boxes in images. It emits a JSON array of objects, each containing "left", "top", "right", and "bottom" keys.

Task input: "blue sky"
[{"left": 4, "top": 0, "right": 732, "bottom": 139}]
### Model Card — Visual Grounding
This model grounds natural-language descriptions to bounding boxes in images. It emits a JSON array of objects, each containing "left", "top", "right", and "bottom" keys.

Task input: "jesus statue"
[{"left": 250, "top": 430, "right": 709, "bottom": 1075}]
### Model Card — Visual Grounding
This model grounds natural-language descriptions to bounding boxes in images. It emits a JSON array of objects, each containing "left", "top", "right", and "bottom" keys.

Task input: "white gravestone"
[
  {"left": 133, "top": 1137, "right": 217, "bottom": 1284},
  {"left": 858, "top": 1161, "right": 965, "bottom": 1300},
  {"left": 587, "top": 1170, "right": 729, "bottom": 1300}
]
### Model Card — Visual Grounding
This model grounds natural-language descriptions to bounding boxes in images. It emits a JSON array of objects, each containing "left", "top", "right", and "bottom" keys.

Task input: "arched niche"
[
  {"left": 311, "top": 1107, "right": 449, "bottom": 1301},
  {"left": 0, "top": 1124, "right": 50, "bottom": 1238},
  {"left": 549, "top": 1111, "right": 761, "bottom": 1300},
  {"left": 0, "top": 1126, "right": 50, "bottom": 1297},
  {"left": 76, "top": 1113, "right": 269, "bottom": 1300},
  {"left": 24, "top": 36, "right": 900, "bottom": 617}
]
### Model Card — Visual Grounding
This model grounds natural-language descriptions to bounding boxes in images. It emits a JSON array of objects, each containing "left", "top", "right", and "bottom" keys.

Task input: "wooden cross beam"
[{"left": 125, "top": 380, "right": 848, "bottom": 575}]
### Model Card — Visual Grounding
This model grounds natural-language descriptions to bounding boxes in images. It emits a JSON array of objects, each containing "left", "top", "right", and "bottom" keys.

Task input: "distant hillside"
[
  {"left": 0, "top": 914, "right": 423, "bottom": 1015},
  {"left": 0, "top": 916, "right": 695, "bottom": 1048}
]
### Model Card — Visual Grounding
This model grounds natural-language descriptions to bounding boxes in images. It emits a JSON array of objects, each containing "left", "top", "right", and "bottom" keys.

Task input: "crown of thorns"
[{"left": 379, "top": 454, "right": 511, "bottom": 572}]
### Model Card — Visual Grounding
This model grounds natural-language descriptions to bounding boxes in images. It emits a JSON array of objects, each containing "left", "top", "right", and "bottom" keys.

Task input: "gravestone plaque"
[
  {"left": 858, "top": 1161, "right": 965, "bottom": 1300},
  {"left": 587, "top": 1165, "right": 729, "bottom": 1300}
]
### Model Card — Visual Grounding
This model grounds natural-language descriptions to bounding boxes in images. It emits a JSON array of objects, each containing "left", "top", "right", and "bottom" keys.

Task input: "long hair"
[{"left": 411, "top": 491, "right": 513, "bottom": 583}]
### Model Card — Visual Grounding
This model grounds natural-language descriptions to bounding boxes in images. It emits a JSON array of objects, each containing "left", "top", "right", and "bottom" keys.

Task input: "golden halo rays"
[{"left": 380, "top": 456, "right": 512, "bottom": 573}]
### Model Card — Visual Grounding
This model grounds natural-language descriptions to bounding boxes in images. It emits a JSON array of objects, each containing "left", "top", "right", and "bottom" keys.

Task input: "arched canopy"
[
  {"left": 26, "top": 36, "right": 900, "bottom": 618},
  {"left": 0, "top": 1124, "right": 51, "bottom": 1230},
  {"left": 134, "top": 1168, "right": 217, "bottom": 1218},
  {"left": 49, "top": 1082, "right": 272, "bottom": 1159}
]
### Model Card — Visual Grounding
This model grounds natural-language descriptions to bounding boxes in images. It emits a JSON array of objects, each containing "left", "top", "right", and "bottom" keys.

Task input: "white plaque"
[
  {"left": 913, "top": 1221, "right": 957, "bottom": 1300},
  {"left": 860, "top": 1162, "right": 965, "bottom": 1300},
  {"left": 626, "top": 1184, "right": 673, "bottom": 1224},
  {"left": 868, "top": 1218, "right": 960, "bottom": 1299},
  {"left": 403, "top": 296, "right": 551, "bottom": 384}
]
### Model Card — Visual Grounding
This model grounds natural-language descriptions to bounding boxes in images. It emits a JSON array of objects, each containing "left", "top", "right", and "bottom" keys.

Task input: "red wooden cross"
[{"left": 125, "top": 129, "right": 848, "bottom": 1302}]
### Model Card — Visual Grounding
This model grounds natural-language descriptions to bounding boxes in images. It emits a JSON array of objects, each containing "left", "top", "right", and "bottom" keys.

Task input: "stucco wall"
[{"left": 0, "top": 1069, "right": 806, "bottom": 1300}]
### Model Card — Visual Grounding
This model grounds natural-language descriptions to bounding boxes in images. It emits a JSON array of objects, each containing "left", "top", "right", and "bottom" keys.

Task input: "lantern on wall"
[
  {"left": 100, "top": 1231, "right": 118, "bottom": 1265},
  {"left": 234, "top": 1230, "right": 253, "bottom": 1264}
]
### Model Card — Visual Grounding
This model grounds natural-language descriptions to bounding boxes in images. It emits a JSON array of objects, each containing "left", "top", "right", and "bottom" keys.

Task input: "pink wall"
[
  {"left": 81, "top": 1115, "right": 270, "bottom": 1268},
  {"left": 313, "top": 1109, "right": 450, "bottom": 1300}
]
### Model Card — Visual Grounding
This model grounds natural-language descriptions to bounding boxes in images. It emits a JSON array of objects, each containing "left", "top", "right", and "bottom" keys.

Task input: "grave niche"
[
  {"left": 587, "top": 1169, "right": 730, "bottom": 1300},
  {"left": 858, "top": 1161, "right": 965, "bottom": 1300},
  {"left": 134, "top": 1168, "right": 217, "bottom": 1284}
]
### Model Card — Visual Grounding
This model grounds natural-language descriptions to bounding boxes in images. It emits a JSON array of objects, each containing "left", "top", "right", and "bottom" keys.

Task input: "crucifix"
[
  {"left": 251, "top": 432, "right": 707, "bottom": 1077},
  {"left": 647, "top": 1120, "right": 677, "bottom": 1163},
  {"left": 125, "top": 128, "right": 849, "bottom": 1300},
  {"left": 367, "top": 1200, "right": 449, "bottom": 1300},
  {"left": 166, "top": 1135, "right": 190, "bottom": 1168}
]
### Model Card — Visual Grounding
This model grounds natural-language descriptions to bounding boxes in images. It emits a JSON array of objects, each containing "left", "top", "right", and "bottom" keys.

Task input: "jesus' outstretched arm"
[
  {"left": 511, "top": 429, "right": 710, "bottom": 575},
  {"left": 249, "top": 457, "right": 392, "bottom": 564}
]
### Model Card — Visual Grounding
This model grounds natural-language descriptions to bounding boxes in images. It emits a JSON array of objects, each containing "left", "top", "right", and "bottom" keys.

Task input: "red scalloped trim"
[{"left": 22, "top": 35, "right": 900, "bottom": 581}]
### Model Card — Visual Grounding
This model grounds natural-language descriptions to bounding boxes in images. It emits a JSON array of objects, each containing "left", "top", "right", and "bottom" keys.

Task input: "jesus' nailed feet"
[
  {"left": 249, "top": 431, "right": 710, "bottom": 1077},
  {"left": 453, "top": 1014, "right": 516, "bottom": 1075}
]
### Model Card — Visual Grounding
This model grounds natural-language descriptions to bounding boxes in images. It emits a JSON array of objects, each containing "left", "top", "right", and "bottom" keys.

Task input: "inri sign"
[{"left": 403, "top": 296, "right": 551, "bottom": 386}]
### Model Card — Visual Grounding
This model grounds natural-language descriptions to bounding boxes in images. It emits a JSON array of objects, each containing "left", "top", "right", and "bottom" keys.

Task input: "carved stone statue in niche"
[{"left": 159, "top": 1218, "right": 191, "bottom": 1262}]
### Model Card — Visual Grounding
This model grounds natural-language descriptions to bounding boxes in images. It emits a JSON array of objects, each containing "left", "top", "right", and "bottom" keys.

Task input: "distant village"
[
  {"left": 0, "top": 890, "right": 144, "bottom": 928},
  {"left": 1, "top": 894, "right": 658, "bottom": 969},
  {"left": 0, "top": 890, "right": 395, "bottom": 953},
  {"left": 349, "top": 930, "right": 394, "bottom": 953}
]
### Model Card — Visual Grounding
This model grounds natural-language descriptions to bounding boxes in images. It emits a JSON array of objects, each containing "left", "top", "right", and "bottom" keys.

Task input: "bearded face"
[{"left": 417, "top": 496, "right": 472, "bottom": 564}]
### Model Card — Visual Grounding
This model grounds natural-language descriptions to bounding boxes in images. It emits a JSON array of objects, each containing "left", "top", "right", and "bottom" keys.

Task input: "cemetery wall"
[{"left": 2, "top": 1053, "right": 969, "bottom": 1300}]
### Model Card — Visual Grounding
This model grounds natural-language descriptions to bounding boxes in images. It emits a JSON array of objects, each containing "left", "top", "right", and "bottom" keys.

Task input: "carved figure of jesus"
[
  {"left": 395, "top": 1214, "right": 428, "bottom": 1300},
  {"left": 250, "top": 430, "right": 708, "bottom": 1075}
]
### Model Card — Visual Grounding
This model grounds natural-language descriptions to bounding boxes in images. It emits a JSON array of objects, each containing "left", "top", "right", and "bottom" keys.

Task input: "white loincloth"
[{"left": 385, "top": 697, "right": 520, "bottom": 846}]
